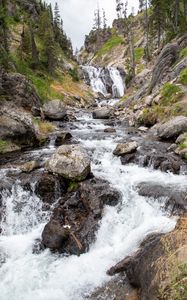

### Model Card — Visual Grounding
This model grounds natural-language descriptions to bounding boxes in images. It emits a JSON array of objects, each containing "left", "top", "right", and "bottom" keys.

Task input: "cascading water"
[
  {"left": 0, "top": 109, "right": 185, "bottom": 300},
  {"left": 82, "top": 66, "right": 125, "bottom": 98},
  {"left": 82, "top": 66, "right": 107, "bottom": 96},
  {"left": 109, "top": 67, "right": 125, "bottom": 98}
]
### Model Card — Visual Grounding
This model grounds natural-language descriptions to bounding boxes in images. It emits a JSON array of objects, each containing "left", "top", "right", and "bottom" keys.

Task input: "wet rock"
[
  {"left": 32, "top": 239, "right": 45, "bottom": 254},
  {"left": 157, "top": 116, "right": 187, "bottom": 140},
  {"left": 92, "top": 108, "right": 111, "bottom": 119},
  {"left": 41, "top": 178, "right": 121, "bottom": 255},
  {"left": 113, "top": 141, "right": 138, "bottom": 156},
  {"left": 107, "top": 217, "right": 187, "bottom": 300},
  {"left": 119, "top": 137, "right": 186, "bottom": 174},
  {"left": 144, "top": 152, "right": 182, "bottom": 174},
  {"left": 120, "top": 153, "right": 135, "bottom": 164},
  {"left": 104, "top": 127, "right": 116, "bottom": 133},
  {"left": 35, "top": 172, "right": 66, "bottom": 205},
  {"left": 100, "top": 68, "right": 114, "bottom": 95},
  {"left": 46, "top": 144, "right": 91, "bottom": 181},
  {"left": 55, "top": 132, "right": 72, "bottom": 146},
  {"left": 136, "top": 181, "right": 187, "bottom": 212},
  {"left": 43, "top": 100, "right": 67, "bottom": 121},
  {"left": 42, "top": 220, "right": 70, "bottom": 251},
  {"left": 89, "top": 274, "right": 139, "bottom": 300}
]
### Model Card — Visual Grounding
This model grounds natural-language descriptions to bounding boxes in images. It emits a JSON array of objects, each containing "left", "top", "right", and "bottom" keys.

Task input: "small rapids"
[{"left": 0, "top": 109, "right": 185, "bottom": 300}]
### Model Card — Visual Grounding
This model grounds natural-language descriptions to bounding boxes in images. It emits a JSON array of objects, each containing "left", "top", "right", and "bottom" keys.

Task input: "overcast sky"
[{"left": 46, "top": 0, "right": 139, "bottom": 50}]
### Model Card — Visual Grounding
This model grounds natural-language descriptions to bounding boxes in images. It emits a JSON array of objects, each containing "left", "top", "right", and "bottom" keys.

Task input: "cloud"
[{"left": 46, "top": 0, "right": 139, "bottom": 49}]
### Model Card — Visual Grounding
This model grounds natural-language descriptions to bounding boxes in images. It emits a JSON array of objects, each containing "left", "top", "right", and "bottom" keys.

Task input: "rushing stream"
[{"left": 0, "top": 107, "right": 185, "bottom": 300}]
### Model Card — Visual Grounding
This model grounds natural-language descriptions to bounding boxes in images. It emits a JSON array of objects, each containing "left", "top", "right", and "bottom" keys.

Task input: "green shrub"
[
  {"left": 179, "top": 48, "right": 187, "bottom": 59},
  {"left": 0, "top": 139, "right": 17, "bottom": 154},
  {"left": 179, "top": 67, "right": 187, "bottom": 85},
  {"left": 161, "top": 83, "right": 182, "bottom": 105},
  {"left": 138, "top": 108, "right": 158, "bottom": 126},
  {"left": 97, "top": 35, "right": 124, "bottom": 57},
  {"left": 33, "top": 118, "right": 55, "bottom": 134},
  {"left": 69, "top": 68, "right": 80, "bottom": 82},
  {"left": 134, "top": 47, "right": 144, "bottom": 62}
]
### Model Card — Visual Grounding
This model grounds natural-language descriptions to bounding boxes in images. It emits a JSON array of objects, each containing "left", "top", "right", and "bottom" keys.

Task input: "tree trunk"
[
  {"left": 30, "top": 28, "right": 39, "bottom": 67},
  {"left": 145, "top": 0, "right": 150, "bottom": 61},
  {"left": 175, "top": 0, "right": 180, "bottom": 31}
]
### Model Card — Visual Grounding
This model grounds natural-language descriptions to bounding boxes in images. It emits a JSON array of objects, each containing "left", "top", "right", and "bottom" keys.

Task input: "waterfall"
[
  {"left": 109, "top": 67, "right": 125, "bottom": 98},
  {"left": 82, "top": 66, "right": 125, "bottom": 98},
  {"left": 82, "top": 66, "right": 107, "bottom": 96}
]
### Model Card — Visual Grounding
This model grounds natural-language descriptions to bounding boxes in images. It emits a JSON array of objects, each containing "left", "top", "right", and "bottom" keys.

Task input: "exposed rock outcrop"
[
  {"left": 0, "top": 106, "right": 39, "bottom": 148},
  {"left": 0, "top": 70, "right": 41, "bottom": 110},
  {"left": 149, "top": 43, "right": 179, "bottom": 93},
  {"left": 157, "top": 116, "right": 187, "bottom": 140}
]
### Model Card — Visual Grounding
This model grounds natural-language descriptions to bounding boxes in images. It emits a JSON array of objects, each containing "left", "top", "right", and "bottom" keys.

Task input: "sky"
[{"left": 46, "top": 0, "right": 139, "bottom": 50}]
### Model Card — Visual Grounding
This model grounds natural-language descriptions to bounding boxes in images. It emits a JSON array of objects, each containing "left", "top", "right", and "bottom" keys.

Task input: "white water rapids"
[{"left": 0, "top": 110, "right": 185, "bottom": 300}]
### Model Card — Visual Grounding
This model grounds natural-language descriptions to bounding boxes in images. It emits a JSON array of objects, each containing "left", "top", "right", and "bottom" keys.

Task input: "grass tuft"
[{"left": 179, "top": 67, "right": 187, "bottom": 85}]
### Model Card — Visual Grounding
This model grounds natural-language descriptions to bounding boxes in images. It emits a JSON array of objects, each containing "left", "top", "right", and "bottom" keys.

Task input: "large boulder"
[
  {"left": 92, "top": 108, "right": 111, "bottom": 119},
  {"left": 43, "top": 100, "right": 67, "bottom": 121},
  {"left": 42, "top": 220, "right": 70, "bottom": 251},
  {"left": 0, "top": 71, "right": 41, "bottom": 110},
  {"left": 107, "top": 217, "right": 187, "bottom": 300},
  {"left": 0, "top": 106, "right": 39, "bottom": 148},
  {"left": 157, "top": 116, "right": 187, "bottom": 140},
  {"left": 41, "top": 178, "right": 121, "bottom": 254},
  {"left": 113, "top": 141, "right": 138, "bottom": 156},
  {"left": 46, "top": 144, "right": 91, "bottom": 181}
]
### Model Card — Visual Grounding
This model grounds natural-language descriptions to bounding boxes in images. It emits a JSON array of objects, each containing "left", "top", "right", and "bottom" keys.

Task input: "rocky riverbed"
[{"left": 0, "top": 104, "right": 187, "bottom": 299}]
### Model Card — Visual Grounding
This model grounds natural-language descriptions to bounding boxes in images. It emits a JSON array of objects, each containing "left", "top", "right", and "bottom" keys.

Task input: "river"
[{"left": 0, "top": 104, "right": 184, "bottom": 300}]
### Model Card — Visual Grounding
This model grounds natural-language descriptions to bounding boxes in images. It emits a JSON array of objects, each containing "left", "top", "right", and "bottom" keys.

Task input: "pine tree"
[
  {"left": 139, "top": 0, "right": 150, "bottom": 61},
  {"left": 54, "top": 2, "right": 60, "bottom": 28},
  {"left": 116, "top": 0, "right": 124, "bottom": 18},
  {"left": 38, "top": 9, "right": 56, "bottom": 73},
  {"left": 150, "top": 0, "right": 167, "bottom": 47},
  {"left": 93, "top": 8, "right": 101, "bottom": 30},
  {"left": 102, "top": 8, "right": 107, "bottom": 30}
]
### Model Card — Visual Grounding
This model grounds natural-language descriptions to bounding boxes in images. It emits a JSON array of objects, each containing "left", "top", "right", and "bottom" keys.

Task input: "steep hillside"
[
  {"left": 0, "top": 0, "right": 93, "bottom": 105},
  {"left": 0, "top": 0, "right": 94, "bottom": 154}
]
